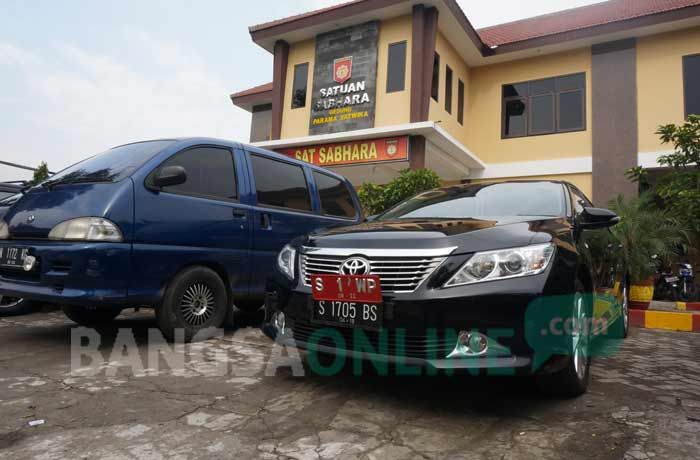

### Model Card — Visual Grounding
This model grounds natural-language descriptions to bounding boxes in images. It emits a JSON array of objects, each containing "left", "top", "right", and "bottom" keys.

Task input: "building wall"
[
  {"left": 637, "top": 26, "right": 700, "bottom": 154},
  {"left": 375, "top": 15, "right": 413, "bottom": 127},
  {"left": 466, "top": 48, "right": 592, "bottom": 164},
  {"left": 428, "top": 30, "right": 470, "bottom": 148},
  {"left": 281, "top": 39, "right": 315, "bottom": 139},
  {"left": 471, "top": 172, "right": 593, "bottom": 199}
]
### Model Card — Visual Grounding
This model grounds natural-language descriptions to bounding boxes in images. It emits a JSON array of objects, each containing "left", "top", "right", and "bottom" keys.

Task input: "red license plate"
[{"left": 311, "top": 274, "right": 382, "bottom": 303}]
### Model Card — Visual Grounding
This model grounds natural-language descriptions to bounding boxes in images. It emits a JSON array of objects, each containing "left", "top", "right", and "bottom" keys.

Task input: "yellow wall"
[
  {"left": 429, "top": 31, "right": 470, "bottom": 147},
  {"left": 375, "top": 15, "right": 412, "bottom": 127},
  {"left": 637, "top": 27, "right": 700, "bottom": 153},
  {"left": 466, "top": 48, "right": 592, "bottom": 164},
  {"left": 472, "top": 173, "right": 593, "bottom": 198},
  {"left": 281, "top": 39, "right": 315, "bottom": 139}
]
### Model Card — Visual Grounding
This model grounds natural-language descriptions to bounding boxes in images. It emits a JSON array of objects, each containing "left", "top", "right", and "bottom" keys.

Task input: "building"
[{"left": 230, "top": 0, "right": 700, "bottom": 204}]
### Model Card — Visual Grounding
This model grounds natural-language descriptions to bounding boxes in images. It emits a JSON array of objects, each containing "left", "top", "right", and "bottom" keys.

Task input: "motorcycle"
[
  {"left": 653, "top": 255, "right": 678, "bottom": 301},
  {"left": 675, "top": 262, "right": 698, "bottom": 302}
]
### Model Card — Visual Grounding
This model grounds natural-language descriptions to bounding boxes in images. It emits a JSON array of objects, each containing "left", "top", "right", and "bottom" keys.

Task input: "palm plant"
[{"left": 608, "top": 193, "right": 687, "bottom": 284}]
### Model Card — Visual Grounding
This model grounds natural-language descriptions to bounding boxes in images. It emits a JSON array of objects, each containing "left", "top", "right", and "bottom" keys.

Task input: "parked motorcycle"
[
  {"left": 676, "top": 262, "right": 698, "bottom": 302},
  {"left": 653, "top": 255, "right": 678, "bottom": 301}
]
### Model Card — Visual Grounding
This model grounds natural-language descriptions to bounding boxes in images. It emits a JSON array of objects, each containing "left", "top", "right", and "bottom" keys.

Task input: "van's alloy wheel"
[{"left": 157, "top": 266, "right": 228, "bottom": 342}]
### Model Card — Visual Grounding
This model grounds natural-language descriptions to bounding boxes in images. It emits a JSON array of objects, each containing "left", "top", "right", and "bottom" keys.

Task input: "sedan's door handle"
[{"left": 232, "top": 209, "right": 247, "bottom": 220}]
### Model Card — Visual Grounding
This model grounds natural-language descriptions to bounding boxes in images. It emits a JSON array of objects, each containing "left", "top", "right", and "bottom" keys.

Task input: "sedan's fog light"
[
  {"left": 23, "top": 255, "right": 37, "bottom": 272},
  {"left": 468, "top": 333, "right": 488, "bottom": 354},
  {"left": 273, "top": 311, "right": 286, "bottom": 333},
  {"left": 448, "top": 330, "right": 489, "bottom": 358}
]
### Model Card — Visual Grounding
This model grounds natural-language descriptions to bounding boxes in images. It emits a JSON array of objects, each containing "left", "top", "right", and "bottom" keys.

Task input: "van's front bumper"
[{"left": 0, "top": 240, "right": 131, "bottom": 306}]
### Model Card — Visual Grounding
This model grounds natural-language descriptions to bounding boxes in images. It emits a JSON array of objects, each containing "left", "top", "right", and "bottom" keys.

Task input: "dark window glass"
[
  {"left": 46, "top": 140, "right": 174, "bottom": 186},
  {"left": 458, "top": 79, "right": 465, "bottom": 125},
  {"left": 250, "top": 155, "right": 311, "bottom": 211},
  {"left": 380, "top": 182, "right": 567, "bottom": 220},
  {"left": 502, "top": 72, "right": 586, "bottom": 138},
  {"left": 313, "top": 172, "right": 357, "bottom": 219},
  {"left": 386, "top": 41, "right": 406, "bottom": 93},
  {"left": 529, "top": 94, "right": 555, "bottom": 135},
  {"left": 504, "top": 99, "right": 527, "bottom": 137},
  {"left": 291, "top": 63, "right": 308, "bottom": 109},
  {"left": 558, "top": 90, "right": 584, "bottom": 131},
  {"left": 431, "top": 53, "right": 440, "bottom": 101},
  {"left": 684, "top": 54, "right": 700, "bottom": 117},
  {"left": 571, "top": 187, "right": 592, "bottom": 215},
  {"left": 159, "top": 147, "right": 237, "bottom": 200},
  {"left": 445, "top": 65, "right": 453, "bottom": 114}
]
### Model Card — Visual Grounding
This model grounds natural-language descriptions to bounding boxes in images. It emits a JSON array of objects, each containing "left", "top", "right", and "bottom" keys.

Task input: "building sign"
[
  {"left": 309, "top": 21, "right": 379, "bottom": 135},
  {"left": 278, "top": 136, "right": 409, "bottom": 167}
]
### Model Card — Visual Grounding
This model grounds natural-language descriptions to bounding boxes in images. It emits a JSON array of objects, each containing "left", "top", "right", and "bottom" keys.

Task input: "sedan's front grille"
[{"left": 300, "top": 247, "right": 454, "bottom": 293}]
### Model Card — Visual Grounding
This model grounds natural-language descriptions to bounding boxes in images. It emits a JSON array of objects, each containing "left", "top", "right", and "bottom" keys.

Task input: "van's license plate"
[
  {"left": 311, "top": 274, "right": 383, "bottom": 329},
  {"left": 0, "top": 247, "right": 29, "bottom": 269}
]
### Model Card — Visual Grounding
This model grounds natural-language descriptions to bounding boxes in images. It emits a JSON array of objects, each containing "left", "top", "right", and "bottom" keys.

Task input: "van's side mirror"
[
  {"left": 151, "top": 166, "right": 186, "bottom": 188},
  {"left": 579, "top": 207, "right": 620, "bottom": 230}
]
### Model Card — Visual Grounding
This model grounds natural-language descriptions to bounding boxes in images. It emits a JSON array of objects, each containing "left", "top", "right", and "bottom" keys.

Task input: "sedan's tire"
[
  {"left": 621, "top": 278, "right": 630, "bottom": 339},
  {"left": 156, "top": 266, "right": 228, "bottom": 342},
  {"left": 536, "top": 281, "right": 591, "bottom": 398},
  {"left": 62, "top": 305, "right": 122, "bottom": 326},
  {"left": 0, "top": 296, "right": 34, "bottom": 316}
]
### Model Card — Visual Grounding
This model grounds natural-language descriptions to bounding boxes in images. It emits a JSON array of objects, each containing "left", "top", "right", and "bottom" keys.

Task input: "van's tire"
[
  {"left": 0, "top": 296, "right": 34, "bottom": 316},
  {"left": 156, "top": 266, "right": 228, "bottom": 342},
  {"left": 62, "top": 305, "right": 123, "bottom": 326},
  {"left": 536, "top": 280, "right": 591, "bottom": 398}
]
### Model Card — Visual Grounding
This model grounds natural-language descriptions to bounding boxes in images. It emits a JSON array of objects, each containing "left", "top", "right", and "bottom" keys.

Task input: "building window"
[
  {"left": 386, "top": 41, "right": 406, "bottom": 93},
  {"left": 684, "top": 54, "right": 700, "bottom": 118},
  {"left": 457, "top": 79, "right": 465, "bottom": 125},
  {"left": 431, "top": 53, "right": 440, "bottom": 101},
  {"left": 502, "top": 72, "right": 586, "bottom": 138},
  {"left": 445, "top": 65, "right": 453, "bottom": 114},
  {"left": 291, "top": 63, "right": 309, "bottom": 109}
]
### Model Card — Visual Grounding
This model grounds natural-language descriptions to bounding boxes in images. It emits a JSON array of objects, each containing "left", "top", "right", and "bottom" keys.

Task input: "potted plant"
[{"left": 608, "top": 193, "right": 686, "bottom": 309}]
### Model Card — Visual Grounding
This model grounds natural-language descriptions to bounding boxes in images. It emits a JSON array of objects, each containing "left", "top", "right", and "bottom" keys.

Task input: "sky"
[{"left": 0, "top": 0, "right": 602, "bottom": 182}]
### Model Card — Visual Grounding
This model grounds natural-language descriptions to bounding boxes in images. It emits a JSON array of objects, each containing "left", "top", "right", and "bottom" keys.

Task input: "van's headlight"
[
  {"left": 277, "top": 244, "right": 296, "bottom": 280},
  {"left": 48, "top": 217, "right": 123, "bottom": 242},
  {"left": 0, "top": 220, "right": 8, "bottom": 240},
  {"left": 444, "top": 243, "right": 555, "bottom": 287}
]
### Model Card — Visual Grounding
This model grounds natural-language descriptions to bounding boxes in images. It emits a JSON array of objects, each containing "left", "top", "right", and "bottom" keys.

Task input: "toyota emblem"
[
  {"left": 27, "top": 215, "right": 35, "bottom": 223},
  {"left": 340, "top": 257, "right": 371, "bottom": 276}
]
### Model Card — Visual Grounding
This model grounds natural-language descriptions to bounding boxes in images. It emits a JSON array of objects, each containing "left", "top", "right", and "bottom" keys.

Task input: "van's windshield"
[{"left": 42, "top": 140, "right": 175, "bottom": 187}]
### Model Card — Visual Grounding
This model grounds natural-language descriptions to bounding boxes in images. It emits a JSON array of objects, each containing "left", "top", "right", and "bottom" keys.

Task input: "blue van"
[{"left": 0, "top": 138, "right": 363, "bottom": 339}]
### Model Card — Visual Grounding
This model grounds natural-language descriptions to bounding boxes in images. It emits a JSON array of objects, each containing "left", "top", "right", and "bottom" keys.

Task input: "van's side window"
[
  {"left": 159, "top": 147, "right": 237, "bottom": 200},
  {"left": 313, "top": 171, "right": 357, "bottom": 219},
  {"left": 250, "top": 154, "right": 311, "bottom": 211}
]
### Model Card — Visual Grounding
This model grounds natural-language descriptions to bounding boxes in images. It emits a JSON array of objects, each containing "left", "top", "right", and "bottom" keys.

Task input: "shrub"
[{"left": 358, "top": 168, "right": 441, "bottom": 216}]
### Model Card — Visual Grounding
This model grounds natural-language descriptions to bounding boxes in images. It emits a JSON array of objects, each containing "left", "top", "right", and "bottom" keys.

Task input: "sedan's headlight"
[
  {"left": 49, "top": 217, "right": 123, "bottom": 242},
  {"left": 444, "top": 243, "right": 555, "bottom": 287},
  {"left": 0, "top": 220, "right": 8, "bottom": 240},
  {"left": 277, "top": 244, "right": 296, "bottom": 280}
]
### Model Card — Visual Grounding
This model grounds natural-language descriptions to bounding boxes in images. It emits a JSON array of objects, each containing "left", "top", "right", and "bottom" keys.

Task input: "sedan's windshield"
[
  {"left": 379, "top": 182, "right": 567, "bottom": 220},
  {"left": 42, "top": 140, "right": 175, "bottom": 187}
]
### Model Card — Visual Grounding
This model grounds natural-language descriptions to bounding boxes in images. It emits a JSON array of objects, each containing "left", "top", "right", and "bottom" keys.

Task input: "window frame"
[
  {"left": 444, "top": 65, "right": 453, "bottom": 114},
  {"left": 248, "top": 153, "right": 314, "bottom": 214},
  {"left": 683, "top": 53, "right": 700, "bottom": 119},
  {"left": 148, "top": 145, "right": 239, "bottom": 203},
  {"left": 312, "top": 170, "right": 358, "bottom": 220},
  {"left": 386, "top": 41, "right": 407, "bottom": 93},
  {"left": 431, "top": 53, "right": 440, "bottom": 102},
  {"left": 501, "top": 72, "right": 587, "bottom": 139},
  {"left": 291, "top": 62, "right": 309, "bottom": 110}
]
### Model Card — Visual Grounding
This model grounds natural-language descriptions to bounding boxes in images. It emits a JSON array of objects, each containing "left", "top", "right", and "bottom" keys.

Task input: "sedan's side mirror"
[
  {"left": 151, "top": 166, "right": 187, "bottom": 188},
  {"left": 579, "top": 207, "right": 620, "bottom": 230}
]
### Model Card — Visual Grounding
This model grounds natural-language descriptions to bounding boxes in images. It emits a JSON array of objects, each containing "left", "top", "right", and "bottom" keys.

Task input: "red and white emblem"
[{"left": 333, "top": 56, "right": 353, "bottom": 84}]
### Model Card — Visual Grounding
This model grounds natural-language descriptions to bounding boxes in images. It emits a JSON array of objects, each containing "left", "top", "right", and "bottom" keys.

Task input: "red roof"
[
  {"left": 250, "top": 0, "right": 366, "bottom": 32},
  {"left": 230, "top": 82, "right": 273, "bottom": 99},
  {"left": 478, "top": 0, "right": 700, "bottom": 47}
]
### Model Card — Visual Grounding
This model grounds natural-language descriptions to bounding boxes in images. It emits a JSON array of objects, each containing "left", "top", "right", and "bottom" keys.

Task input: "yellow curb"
[
  {"left": 677, "top": 302, "right": 687, "bottom": 311},
  {"left": 645, "top": 310, "right": 693, "bottom": 332}
]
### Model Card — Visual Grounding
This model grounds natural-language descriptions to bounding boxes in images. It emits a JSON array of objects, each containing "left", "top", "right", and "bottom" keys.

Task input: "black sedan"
[{"left": 263, "top": 181, "right": 629, "bottom": 397}]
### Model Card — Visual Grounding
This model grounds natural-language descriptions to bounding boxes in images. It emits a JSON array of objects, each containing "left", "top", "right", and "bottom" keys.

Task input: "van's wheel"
[
  {"left": 156, "top": 266, "right": 228, "bottom": 342},
  {"left": 62, "top": 305, "right": 122, "bottom": 326},
  {"left": 536, "top": 280, "right": 591, "bottom": 398},
  {"left": 0, "top": 296, "right": 34, "bottom": 316}
]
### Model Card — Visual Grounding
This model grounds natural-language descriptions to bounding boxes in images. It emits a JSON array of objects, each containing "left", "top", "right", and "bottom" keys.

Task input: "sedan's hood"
[
  {"left": 2, "top": 181, "right": 134, "bottom": 239},
  {"left": 305, "top": 217, "right": 570, "bottom": 255}
]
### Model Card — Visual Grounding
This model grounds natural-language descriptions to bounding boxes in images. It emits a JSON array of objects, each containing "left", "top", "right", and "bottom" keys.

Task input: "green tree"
[
  {"left": 654, "top": 114, "right": 700, "bottom": 234},
  {"left": 358, "top": 168, "right": 441, "bottom": 216},
  {"left": 30, "top": 162, "right": 50, "bottom": 185}
]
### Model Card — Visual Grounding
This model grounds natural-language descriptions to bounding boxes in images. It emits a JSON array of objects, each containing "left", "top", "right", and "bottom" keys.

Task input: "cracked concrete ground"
[{"left": 1, "top": 309, "right": 699, "bottom": 460}]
